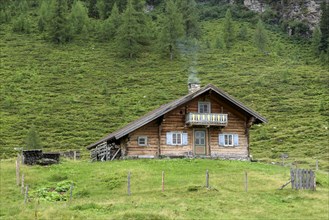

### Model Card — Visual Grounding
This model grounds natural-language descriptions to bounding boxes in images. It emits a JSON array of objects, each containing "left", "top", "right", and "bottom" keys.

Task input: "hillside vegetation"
[
  {"left": 1, "top": 159, "right": 328, "bottom": 219},
  {"left": 0, "top": 1, "right": 328, "bottom": 170}
]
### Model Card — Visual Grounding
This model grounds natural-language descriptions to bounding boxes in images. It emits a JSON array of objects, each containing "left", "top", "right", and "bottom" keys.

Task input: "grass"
[
  {"left": 0, "top": 158, "right": 328, "bottom": 219},
  {"left": 0, "top": 11, "right": 328, "bottom": 171}
]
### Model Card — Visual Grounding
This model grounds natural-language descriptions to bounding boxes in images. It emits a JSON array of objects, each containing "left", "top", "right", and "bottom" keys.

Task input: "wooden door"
[{"left": 194, "top": 130, "right": 206, "bottom": 155}]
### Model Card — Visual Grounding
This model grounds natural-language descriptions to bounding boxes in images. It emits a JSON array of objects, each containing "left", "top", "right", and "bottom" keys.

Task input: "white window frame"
[
  {"left": 198, "top": 101, "right": 211, "bottom": 113},
  {"left": 138, "top": 136, "right": 148, "bottom": 146},
  {"left": 224, "top": 134, "right": 234, "bottom": 147},
  {"left": 172, "top": 132, "right": 182, "bottom": 145}
]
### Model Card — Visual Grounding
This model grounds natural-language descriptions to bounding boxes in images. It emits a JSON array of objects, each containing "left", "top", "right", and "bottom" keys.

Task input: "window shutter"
[
  {"left": 166, "top": 132, "right": 172, "bottom": 145},
  {"left": 233, "top": 134, "right": 239, "bottom": 146},
  {"left": 182, "top": 133, "right": 188, "bottom": 145},
  {"left": 219, "top": 134, "right": 225, "bottom": 146}
]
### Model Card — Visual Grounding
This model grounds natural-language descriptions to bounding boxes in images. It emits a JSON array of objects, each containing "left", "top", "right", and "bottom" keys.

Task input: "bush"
[
  {"left": 12, "top": 14, "right": 31, "bottom": 33},
  {"left": 0, "top": 9, "right": 11, "bottom": 24},
  {"left": 238, "top": 24, "right": 248, "bottom": 40},
  {"left": 26, "top": 125, "right": 42, "bottom": 149},
  {"left": 262, "top": 8, "right": 279, "bottom": 25}
]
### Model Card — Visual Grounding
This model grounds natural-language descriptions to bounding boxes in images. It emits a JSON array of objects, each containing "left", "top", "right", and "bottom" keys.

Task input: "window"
[
  {"left": 166, "top": 132, "right": 188, "bottom": 146},
  {"left": 198, "top": 102, "right": 211, "bottom": 113},
  {"left": 219, "top": 134, "right": 239, "bottom": 147},
  {"left": 224, "top": 134, "right": 233, "bottom": 146},
  {"left": 138, "top": 136, "right": 147, "bottom": 146},
  {"left": 172, "top": 133, "right": 182, "bottom": 145}
]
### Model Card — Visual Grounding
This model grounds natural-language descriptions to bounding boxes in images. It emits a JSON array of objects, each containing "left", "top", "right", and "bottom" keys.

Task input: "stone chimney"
[{"left": 188, "top": 82, "right": 201, "bottom": 94}]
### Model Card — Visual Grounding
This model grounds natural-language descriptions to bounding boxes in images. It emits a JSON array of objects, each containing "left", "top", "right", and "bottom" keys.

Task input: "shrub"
[
  {"left": 26, "top": 125, "right": 42, "bottom": 149},
  {"left": 12, "top": 14, "right": 31, "bottom": 33}
]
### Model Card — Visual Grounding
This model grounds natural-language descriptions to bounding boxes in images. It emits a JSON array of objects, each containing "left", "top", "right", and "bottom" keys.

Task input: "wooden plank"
[
  {"left": 290, "top": 169, "right": 294, "bottom": 189},
  {"left": 309, "top": 170, "right": 314, "bottom": 190},
  {"left": 295, "top": 169, "right": 299, "bottom": 189},
  {"left": 299, "top": 169, "right": 303, "bottom": 189},
  {"left": 305, "top": 170, "right": 310, "bottom": 189},
  {"left": 111, "top": 149, "right": 121, "bottom": 161}
]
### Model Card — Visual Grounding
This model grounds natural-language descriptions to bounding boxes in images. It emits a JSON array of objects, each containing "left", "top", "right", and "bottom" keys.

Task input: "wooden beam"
[
  {"left": 157, "top": 116, "right": 163, "bottom": 157},
  {"left": 111, "top": 148, "right": 121, "bottom": 161}
]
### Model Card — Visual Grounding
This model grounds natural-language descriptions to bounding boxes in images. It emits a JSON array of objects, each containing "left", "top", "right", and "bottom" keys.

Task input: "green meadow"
[
  {"left": 1, "top": 2, "right": 329, "bottom": 219},
  {"left": 1, "top": 159, "right": 328, "bottom": 219},
  {"left": 1, "top": 17, "right": 328, "bottom": 169}
]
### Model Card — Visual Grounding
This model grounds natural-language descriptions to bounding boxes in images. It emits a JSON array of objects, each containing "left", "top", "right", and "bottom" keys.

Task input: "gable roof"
[{"left": 87, "top": 84, "right": 267, "bottom": 149}]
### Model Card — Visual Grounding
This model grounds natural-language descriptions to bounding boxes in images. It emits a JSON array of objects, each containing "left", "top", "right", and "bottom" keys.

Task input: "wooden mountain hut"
[{"left": 87, "top": 83, "right": 267, "bottom": 161}]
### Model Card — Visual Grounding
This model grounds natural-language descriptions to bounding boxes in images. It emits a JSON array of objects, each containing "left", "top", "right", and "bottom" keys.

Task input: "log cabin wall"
[
  {"left": 160, "top": 105, "right": 192, "bottom": 156},
  {"left": 126, "top": 120, "right": 159, "bottom": 156},
  {"left": 209, "top": 93, "right": 249, "bottom": 159},
  {"left": 125, "top": 92, "right": 249, "bottom": 159}
]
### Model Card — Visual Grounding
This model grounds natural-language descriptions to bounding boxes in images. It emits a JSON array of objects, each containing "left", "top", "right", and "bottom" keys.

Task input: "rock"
[{"left": 244, "top": 0, "right": 266, "bottom": 13}]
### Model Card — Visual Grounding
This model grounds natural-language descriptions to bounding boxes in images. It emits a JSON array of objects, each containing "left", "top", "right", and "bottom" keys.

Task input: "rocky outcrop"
[
  {"left": 282, "top": 0, "right": 321, "bottom": 30},
  {"left": 244, "top": 0, "right": 266, "bottom": 13},
  {"left": 243, "top": 0, "right": 323, "bottom": 31}
]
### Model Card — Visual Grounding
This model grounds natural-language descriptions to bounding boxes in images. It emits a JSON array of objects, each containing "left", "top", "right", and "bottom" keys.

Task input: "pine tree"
[
  {"left": 117, "top": 0, "right": 140, "bottom": 58},
  {"left": 238, "top": 23, "right": 248, "bottom": 41},
  {"left": 101, "top": 3, "right": 121, "bottom": 41},
  {"left": 12, "top": 0, "right": 31, "bottom": 33},
  {"left": 49, "top": 0, "right": 72, "bottom": 44},
  {"left": 132, "top": 0, "right": 152, "bottom": 46},
  {"left": 254, "top": 19, "right": 268, "bottom": 53},
  {"left": 319, "top": 1, "right": 329, "bottom": 52},
  {"left": 87, "top": 0, "right": 99, "bottom": 18},
  {"left": 38, "top": 0, "right": 51, "bottom": 32},
  {"left": 177, "top": 0, "right": 200, "bottom": 39},
  {"left": 223, "top": 9, "right": 235, "bottom": 49},
  {"left": 70, "top": 0, "right": 89, "bottom": 35},
  {"left": 312, "top": 26, "right": 322, "bottom": 57},
  {"left": 159, "top": 0, "right": 184, "bottom": 60},
  {"left": 26, "top": 125, "right": 42, "bottom": 150},
  {"left": 97, "top": 0, "right": 112, "bottom": 19},
  {"left": 110, "top": 3, "right": 121, "bottom": 31}
]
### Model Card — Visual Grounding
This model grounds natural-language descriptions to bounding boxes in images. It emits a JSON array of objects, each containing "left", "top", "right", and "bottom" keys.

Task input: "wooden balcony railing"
[{"left": 186, "top": 113, "right": 228, "bottom": 126}]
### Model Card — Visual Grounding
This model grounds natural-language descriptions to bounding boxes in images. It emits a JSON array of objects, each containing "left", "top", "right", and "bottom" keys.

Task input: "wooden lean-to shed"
[{"left": 87, "top": 83, "right": 267, "bottom": 161}]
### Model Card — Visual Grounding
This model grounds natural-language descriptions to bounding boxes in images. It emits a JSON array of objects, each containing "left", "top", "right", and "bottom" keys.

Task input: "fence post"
[
  {"left": 16, "top": 158, "right": 20, "bottom": 186},
  {"left": 127, "top": 171, "right": 131, "bottom": 196},
  {"left": 35, "top": 199, "right": 39, "bottom": 220},
  {"left": 21, "top": 174, "right": 25, "bottom": 194},
  {"left": 244, "top": 171, "right": 248, "bottom": 192},
  {"left": 206, "top": 170, "right": 209, "bottom": 189},
  {"left": 73, "top": 151, "right": 77, "bottom": 161},
  {"left": 70, "top": 183, "right": 74, "bottom": 202},
  {"left": 162, "top": 171, "right": 165, "bottom": 192},
  {"left": 24, "top": 185, "right": 29, "bottom": 204},
  {"left": 316, "top": 159, "right": 318, "bottom": 171}
]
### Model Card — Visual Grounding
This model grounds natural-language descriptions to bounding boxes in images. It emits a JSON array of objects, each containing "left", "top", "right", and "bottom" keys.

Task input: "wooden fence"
[{"left": 290, "top": 169, "right": 315, "bottom": 190}]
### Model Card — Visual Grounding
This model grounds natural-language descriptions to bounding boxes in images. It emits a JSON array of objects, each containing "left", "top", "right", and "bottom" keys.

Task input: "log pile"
[{"left": 90, "top": 142, "right": 121, "bottom": 162}]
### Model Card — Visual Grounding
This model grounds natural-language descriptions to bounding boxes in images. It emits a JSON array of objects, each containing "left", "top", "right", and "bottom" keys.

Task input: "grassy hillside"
[
  {"left": 1, "top": 159, "right": 328, "bottom": 219},
  {"left": 1, "top": 16, "right": 328, "bottom": 169}
]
